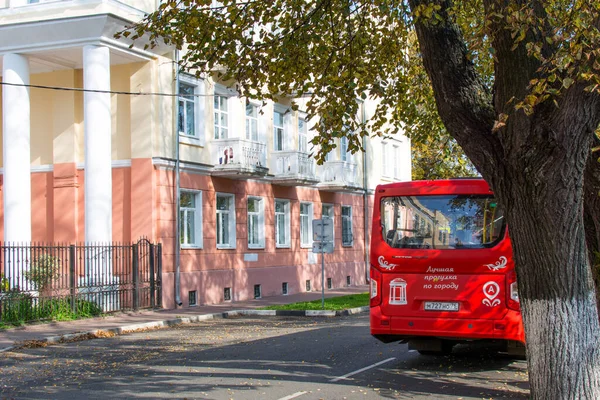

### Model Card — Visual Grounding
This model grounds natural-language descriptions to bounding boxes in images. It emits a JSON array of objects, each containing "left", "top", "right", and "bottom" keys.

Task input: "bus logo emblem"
[
  {"left": 482, "top": 281, "right": 501, "bottom": 307},
  {"left": 484, "top": 256, "right": 508, "bottom": 271},
  {"left": 378, "top": 256, "right": 397, "bottom": 270},
  {"left": 389, "top": 278, "right": 408, "bottom": 305}
]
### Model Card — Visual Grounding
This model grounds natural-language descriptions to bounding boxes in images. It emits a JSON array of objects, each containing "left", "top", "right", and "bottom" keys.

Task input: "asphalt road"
[{"left": 0, "top": 314, "right": 529, "bottom": 399}]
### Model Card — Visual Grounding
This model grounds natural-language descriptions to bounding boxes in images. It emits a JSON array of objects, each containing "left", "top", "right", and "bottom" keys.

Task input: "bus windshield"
[{"left": 381, "top": 195, "right": 505, "bottom": 249}]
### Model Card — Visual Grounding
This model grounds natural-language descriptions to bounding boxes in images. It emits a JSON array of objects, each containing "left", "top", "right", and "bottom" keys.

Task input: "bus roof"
[{"left": 375, "top": 179, "right": 493, "bottom": 197}]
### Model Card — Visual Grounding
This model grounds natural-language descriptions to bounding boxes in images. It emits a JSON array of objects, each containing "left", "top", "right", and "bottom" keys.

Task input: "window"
[
  {"left": 381, "top": 195, "right": 506, "bottom": 250},
  {"left": 298, "top": 116, "right": 308, "bottom": 153},
  {"left": 224, "top": 287, "right": 232, "bottom": 301},
  {"left": 300, "top": 202, "right": 313, "bottom": 247},
  {"left": 178, "top": 83, "right": 196, "bottom": 137},
  {"left": 275, "top": 199, "right": 291, "bottom": 247},
  {"left": 393, "top": 144, "right": 400, "bottom": 178},
  {"left": 306, "top": 280, "right": 311, "bottom": 292},
  {"left": 188, "top": 290, "right": 197, "bottom": 306},
  {"left": 274, "top": 108, "right": 285, "bottom": 151},
  {"left": 216, "top": 193, "right": 236, "bottom": 248},
  {"left": 342, "top": 205, "right": 353, "bottom": 247},
  {"left": 254, "top": 284, "right": 262, "bottom": 299},
  {"left": 177, "top": 77, "right": 205, "bottom": 144},
  {"left": 282, "top": 282, "right": 288, "bottom": 295},
  {"left": 327, "top": 278, "right": 333, "bottom": 290},
  {"left": 180, "top": 191, "right": 202, "bottom": 248},
  {"left": 381, "top": 142, "right": 389, "bottom": 177},
  {"left": 341, "top": 137, "right": 349, "bottom": 162},
  {"left": 346, "top": 275, "right": 351, "bottom": 286},
  {"left": 214, "top": 94, "right": 229, "bottom": 139},
  {"left": 247, "top": 197, "right": 265, "bottom": 248},
  {"left": 322, "top": 204, "right": 334, "bottom": 241},
  {"left": 246, "top": 103, "right": 259, "bottom": 141}
]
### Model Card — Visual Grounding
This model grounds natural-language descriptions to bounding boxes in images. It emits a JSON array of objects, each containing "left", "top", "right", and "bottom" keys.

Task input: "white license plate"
[{"left": 424, "top": 301, "right": 459, "bottom": 311}]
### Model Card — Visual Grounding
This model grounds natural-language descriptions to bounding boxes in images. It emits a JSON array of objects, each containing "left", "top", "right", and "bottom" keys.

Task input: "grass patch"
[{"left": 262, "top": 293, "right": 369, "bottom": 311}]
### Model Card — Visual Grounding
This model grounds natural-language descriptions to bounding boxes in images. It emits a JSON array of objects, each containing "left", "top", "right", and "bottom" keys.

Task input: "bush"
[
  {"left": 0, "top": 294, "right": 102, "bottom": 325},
  {"left": 24, "top": 254, "right": 60, "bottom": 292},
  {"left": 0, "top": 291, "right": 35, "bottom": 324}
]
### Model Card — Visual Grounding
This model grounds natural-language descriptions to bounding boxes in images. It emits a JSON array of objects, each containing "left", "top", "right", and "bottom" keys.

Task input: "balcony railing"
[
  {"left": 213, "top": 138, "right": 268, "bottom": 177},
  {"left": 270, "top": 151, "right": 318, "bottom": 185},
  {"left": 317, "top": 161, "right": 362, "bottom": 191}
]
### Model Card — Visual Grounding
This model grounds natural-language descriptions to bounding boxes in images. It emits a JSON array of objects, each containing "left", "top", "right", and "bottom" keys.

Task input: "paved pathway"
[{"left": 0, "top": 285, "right": 369, "bottom": 352}]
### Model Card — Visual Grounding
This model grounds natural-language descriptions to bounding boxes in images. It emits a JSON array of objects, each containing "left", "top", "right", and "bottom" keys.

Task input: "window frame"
[
  {"left": 216, "top": 192, "right": 236, "bottom": 249},
  {"left": 245, "top": 101, "right": 260, "bottom": 142},
  {"left": 275, "top": 199, "right": 291, "bottom": 248},
  {"left": 341, "top": 205, "right": 353, "bottom": 247},
  {"left": 179, "top": 190, "right": 203, "bottom": 249},
  {"left": 214, "top": 85, "right": 231, "bottom": 140},
  {"left": 273, "top": 105, "right": 287, "bottom": 152},
  {"left": 247, "top": 196, "right": 265, "bottom": 249},
  {"left": 393, "top": 144, "right": 400, "bottom": 178},
  {"left": 298, "top": 113, "right": 308, "bottom": 153},
  {"left": 381, "top": 141, "right": 389, "bottom": 177},
  {"left": 178, "top": 75, "right": 205, "bottom": 145},
  {"left": 300, "top": 202, "right": 314, "bottom": 248}
]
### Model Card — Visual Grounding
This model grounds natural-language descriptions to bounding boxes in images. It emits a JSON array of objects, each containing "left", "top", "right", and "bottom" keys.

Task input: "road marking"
[
  {"left": 278, "top": 391, "right": 307, "bottom": 400},
  {"left": 330, "top": 357, "right": 396, "bottom": 382}
]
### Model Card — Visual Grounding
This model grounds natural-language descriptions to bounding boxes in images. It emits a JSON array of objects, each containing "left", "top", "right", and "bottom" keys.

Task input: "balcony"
[
  {"left": 270, "top": 151, "right": 319, "bottom": 186},
  {"left": 317, "top": 161, "right": 363, "bottom": 192},
  {"left": 212, "top": 138, "right": 268, "bottom": 178}
]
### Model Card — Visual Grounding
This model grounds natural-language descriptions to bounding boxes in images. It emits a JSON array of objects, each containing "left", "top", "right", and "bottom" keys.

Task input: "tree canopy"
[{"left": 126, "top": 1, "right": 600, "bottom": 398}]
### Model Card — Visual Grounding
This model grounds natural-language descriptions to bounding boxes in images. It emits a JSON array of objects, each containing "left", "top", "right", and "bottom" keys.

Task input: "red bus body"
[{"left": 370, "top": 179, "right": 525, "bottom": 353}]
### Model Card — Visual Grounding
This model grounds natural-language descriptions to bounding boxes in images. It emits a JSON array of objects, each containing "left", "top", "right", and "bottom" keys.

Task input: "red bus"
[{"left": 369, "top": 179, "right": 525, "bottom": 355}]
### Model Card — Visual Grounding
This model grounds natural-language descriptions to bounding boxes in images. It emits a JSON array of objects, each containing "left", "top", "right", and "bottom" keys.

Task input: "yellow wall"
[{"left": 0, "top": 60, "right": 160, "bottom": 168}]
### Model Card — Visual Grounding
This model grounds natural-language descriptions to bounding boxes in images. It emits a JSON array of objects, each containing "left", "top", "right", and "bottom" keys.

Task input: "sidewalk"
[{"left": 0, "top": 285, "right": 369, "bottom": 352}]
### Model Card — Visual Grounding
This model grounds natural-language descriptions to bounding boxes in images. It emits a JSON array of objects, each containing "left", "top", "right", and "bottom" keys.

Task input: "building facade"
[{"left": 0, "top": 0, "right": 410, "bottom": 309}]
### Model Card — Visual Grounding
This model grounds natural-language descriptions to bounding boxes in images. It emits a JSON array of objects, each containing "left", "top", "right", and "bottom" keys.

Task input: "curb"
[{"left": 0, "top": 307, "right": 369, "bottom": 353}]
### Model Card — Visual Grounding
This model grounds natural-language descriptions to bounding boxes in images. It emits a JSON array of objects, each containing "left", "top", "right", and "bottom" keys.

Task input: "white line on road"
[
  {"left": 330, "top": 357, "right": 396, "bottom": 382},
  {"left": 278, "top": 391, "right": 307, "bottom": 400}
]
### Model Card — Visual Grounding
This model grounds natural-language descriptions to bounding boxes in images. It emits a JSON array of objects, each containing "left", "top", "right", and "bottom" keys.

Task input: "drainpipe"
[
  {"left": 362, "top": 103, "right": 370, "bottom": 284},
  {"left": 173, "top": 49, "right": 183, "bottom": 307}
]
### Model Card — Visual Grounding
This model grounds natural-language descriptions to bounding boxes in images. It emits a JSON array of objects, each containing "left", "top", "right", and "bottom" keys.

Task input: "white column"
[
  {"left": 2, "top": 53, "right": 31, "bottom": 244},
  {"left": 83, "top": 45, "right": 112, "bottom": 243}
]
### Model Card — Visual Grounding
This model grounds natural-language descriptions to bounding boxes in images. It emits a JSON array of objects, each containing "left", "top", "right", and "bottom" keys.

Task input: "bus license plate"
[{"left": 424, "top": 302, "right": 459, "bottom": 312}]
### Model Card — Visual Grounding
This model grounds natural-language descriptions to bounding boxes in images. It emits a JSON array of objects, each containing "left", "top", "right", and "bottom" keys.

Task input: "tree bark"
[
  {"left": 409, "top": 0, "right": 600, "bottom": 398},
  {"left": 584, "top": 137, "right": 600, "bottom": 314}
]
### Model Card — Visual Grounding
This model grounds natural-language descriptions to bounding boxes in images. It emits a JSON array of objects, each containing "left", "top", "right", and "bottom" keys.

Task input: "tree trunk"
[
  {"left": 408, "top": 0, "right": 600, "bottom": 397},
  {"left": 491, "top": 129, "right": 600, "bottom": 398},
  {"left": 584, "top": 137, "right": 600, "bottom": 315}
]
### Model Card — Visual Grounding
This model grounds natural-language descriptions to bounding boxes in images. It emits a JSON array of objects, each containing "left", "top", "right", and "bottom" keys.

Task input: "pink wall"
[
  {"left": 1, "top": 161, "right": 371, "bottom": 309},
  {"left": 157, "top": 169, "right": 370, "bottom": 308}
]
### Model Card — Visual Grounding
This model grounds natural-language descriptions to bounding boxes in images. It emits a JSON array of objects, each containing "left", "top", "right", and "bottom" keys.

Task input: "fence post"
[
  {"left": 157, "top": 243, "right": 162, "bottom": 308},
  {"left": 149, "top": 243, "right": 155, "bottom": 308},
  {"left": 132, "top": 243, "right": 139, "bottom": 310},
  {"left": 69, "top": 245, "right": 76, "bottom": 314}
]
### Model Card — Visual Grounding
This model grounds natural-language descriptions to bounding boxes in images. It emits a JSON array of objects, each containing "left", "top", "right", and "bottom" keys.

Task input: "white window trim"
[
  {"left": 247, "top": 196, "right": 265, "bottom": 249},
  {"left": 393, "top": 144, "right": 400, "bottom": 179},
  {"left": 274, "top": 104, "right": 289, "bottom": 152},
  {"left": 381, "top": 141, "right": 389, "bottom": 178},
  {"left": 214, "top": 84, "right": 234, "bottom": 140},
  {"left": 322, "top": 203, "right": 335, "bottom": 242},
  {"left": 178, "top": 74, "right": 206, "bottom": 146},
  {"left": 275, "top": 198, "right": 291, "bottom": 248},
  {"left": 341, "top": 205, "right": 353, "bottom": 247},
  {"left": 245, "top": 100, "right": 261, "bottom": 142},
  {"left": 298, "top": 112, "right": 308, "bottom": 153},
  {"left": 300, "top": 202, "right": 314, "bottom": 248},
  {"left": 180, "top": 190, "right": 203, "bottom": 249},
  {"left": 216, "top": 192, "right": 237, "bottom": 249}
]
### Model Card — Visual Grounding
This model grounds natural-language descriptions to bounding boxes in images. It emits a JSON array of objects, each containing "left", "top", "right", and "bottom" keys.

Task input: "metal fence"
[{"left": 0, "top": 239, "right": 162, "bottom": 324}]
